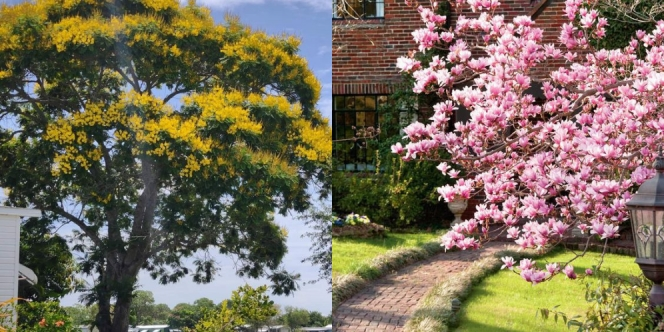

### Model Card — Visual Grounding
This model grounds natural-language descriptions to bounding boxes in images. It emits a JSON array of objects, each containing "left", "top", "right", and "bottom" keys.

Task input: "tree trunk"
[
  {"left": 111, "top": 294, "right": 132, "bottom": 332},
  {"left": 96, "top": 287, "right": 113, "bottom": 332},
  {"left": 95, "top": 253, "right": 143, "bottom": 331}
]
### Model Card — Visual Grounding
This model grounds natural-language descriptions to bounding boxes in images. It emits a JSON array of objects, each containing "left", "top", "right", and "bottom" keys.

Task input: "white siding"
[
  {"left": 0, "top": 208, "right": 39, "bottom": 328},
  {"left": 0, "top": 215, "right": 18, "bottom": 326}
]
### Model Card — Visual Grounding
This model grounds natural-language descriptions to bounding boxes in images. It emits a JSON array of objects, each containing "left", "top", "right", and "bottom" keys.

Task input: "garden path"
[{"left": 332, "top": 242, "right": 512, "bottom": 331}]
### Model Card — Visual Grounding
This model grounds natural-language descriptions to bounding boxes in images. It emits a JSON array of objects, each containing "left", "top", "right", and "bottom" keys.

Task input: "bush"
[
  {"left": 0, "top": 299, "right": 77, "bottom": 332},
  {"left": 540, "top": 272, "right": 662, "bottom": 331},
  {"left": 17, "top": 301, "right": 77, "bottom": 332},
  {"left": 332, "top": 157, "right": 453, "bottom": 229}
]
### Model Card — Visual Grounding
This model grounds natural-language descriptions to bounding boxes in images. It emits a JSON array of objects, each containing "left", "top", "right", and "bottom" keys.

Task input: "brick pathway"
[{"left": 332, "top": 242, "right": 512, "bottom": 332}]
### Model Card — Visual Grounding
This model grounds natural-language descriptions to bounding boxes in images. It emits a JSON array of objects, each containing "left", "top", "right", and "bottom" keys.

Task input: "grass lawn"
[
  {"left": 332, "top": 232, "right": 440, "bottom": 277},
  {"left": 455, "top": 248, "right": 642, "bottom": 332}
]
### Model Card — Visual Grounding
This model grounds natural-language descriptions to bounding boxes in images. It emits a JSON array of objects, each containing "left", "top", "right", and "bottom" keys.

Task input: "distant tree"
[
  {"left": 281, "top": 306, "right": 310, "bottom": 330},
  {"left": 193, "top": 298, "right": 216, "bottom": 313},
  {"left": 129, "top": 290, "right": 156, "bottom": 326},
  {"left": 168, "top": 303, "right": 198, "bottom": 330},
  {"left": 167, "top": 297, "right": 215, "bottom": 329},
  {"left": 194, "top": 285, "right": 277, "bottom": 332},
  {"left": 152, "top": 303, "right": 171, "bottom": 324},
  {"left": 63, "top": 304, "right": 98, "bottom": 329},
  {"left": 0, "top": 0, "right": 329, "bottom": 330},
  {"left": 18, "top": 217, "right": 76, "bottom": 301},
  {"left": 307, "top": 311, "right": 328, "bottom": 327},
  {"left": 299, "top": 203, "right": 332, "bottom": 291}
]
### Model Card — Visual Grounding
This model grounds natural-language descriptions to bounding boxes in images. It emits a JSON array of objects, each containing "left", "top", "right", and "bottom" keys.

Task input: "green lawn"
[
  {"left": 455, "top": 249, "right": 641, "bottom": 332},
  {"left": 332, "top": 232, "right": 440, "bottom": 276}
]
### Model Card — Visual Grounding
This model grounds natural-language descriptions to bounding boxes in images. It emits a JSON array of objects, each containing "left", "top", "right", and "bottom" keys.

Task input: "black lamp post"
[{"left": 626, "top": 149, "right": 664, "bottom": 307}]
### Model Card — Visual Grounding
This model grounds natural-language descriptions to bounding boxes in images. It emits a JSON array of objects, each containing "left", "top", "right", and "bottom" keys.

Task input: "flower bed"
[{"left": 332, "top": 214, "right": 386, "bottom": 238}]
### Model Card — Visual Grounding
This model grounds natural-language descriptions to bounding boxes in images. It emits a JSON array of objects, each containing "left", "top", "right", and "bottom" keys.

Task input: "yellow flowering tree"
[
  {"left": 0, "top": 0, "right": 330, "bottom": 331},
  {"left": 194, "top": 285, "right": 278, "bottom": 332}
]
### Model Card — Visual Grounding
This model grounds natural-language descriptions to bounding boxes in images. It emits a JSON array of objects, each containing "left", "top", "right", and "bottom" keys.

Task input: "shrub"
[
  {"left": 17, "top": 301, "right": 76, "bottom": 332},
  {"left": 540, "top": 272, "right": 663, "bottom": 331},
  {"left": 0, "top": 299, "right": 76, "bottom": 332}
]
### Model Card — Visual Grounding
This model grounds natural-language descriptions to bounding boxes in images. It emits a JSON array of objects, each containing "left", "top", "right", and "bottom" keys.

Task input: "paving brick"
[{"left": 333, "top": 242, "right": 510, "bottom": 331}]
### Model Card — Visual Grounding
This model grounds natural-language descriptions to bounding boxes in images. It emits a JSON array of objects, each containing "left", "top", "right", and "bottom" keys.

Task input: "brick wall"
[
  {"left": 332, "top": 0, "right": 420, "bottom": 95},
  {"left": 332, "top": 0, "right": 569, "bottom": 94}
]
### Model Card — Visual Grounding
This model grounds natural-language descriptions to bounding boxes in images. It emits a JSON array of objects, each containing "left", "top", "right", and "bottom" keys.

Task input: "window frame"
[
  {"left": 332, "top": 94, "right": 388, "bottom": 171},
  {"left": 332, "top": 0, "right": 385, "bottom": 20}
]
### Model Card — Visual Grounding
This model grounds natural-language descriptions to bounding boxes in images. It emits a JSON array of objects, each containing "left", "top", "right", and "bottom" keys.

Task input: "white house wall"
[
  {"left": 0, "top": 215, "right": 19, "bottom": 304},
  {"left": 0, "top": 207, "right": 41, "bottom": 327}
]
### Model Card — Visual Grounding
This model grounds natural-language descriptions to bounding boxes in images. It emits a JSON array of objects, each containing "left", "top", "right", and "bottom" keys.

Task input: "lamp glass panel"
[
  {"left": 657, "top": 210, "right": 664, "bottom": 259},
  {"left": 633, "top": 208, "right": 655, "bottom": 258}
]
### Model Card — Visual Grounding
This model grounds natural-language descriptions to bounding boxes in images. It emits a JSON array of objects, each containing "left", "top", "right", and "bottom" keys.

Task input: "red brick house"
[
  {"left": 332, "top": 0, "right": 568, "bottom": 166},
  {"left": 332, "top": 0, "right": 568, "bottom": 217}
]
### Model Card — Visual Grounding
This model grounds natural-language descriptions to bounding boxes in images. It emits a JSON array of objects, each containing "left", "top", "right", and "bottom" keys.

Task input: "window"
[
  {"left": 333, "top": 95, "right": 388, "bottom": 171},
  {"left": 333, "top": 0, "right": 385, "bottom": 19}
]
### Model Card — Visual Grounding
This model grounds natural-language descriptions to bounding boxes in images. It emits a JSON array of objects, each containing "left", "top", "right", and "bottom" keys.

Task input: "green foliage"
[
  {"left": 0, "top": 0, "right": 329, "bottom": 330},
  {"left": 194, "top": 285, "right": 277, "bottom": 332},
  {"left": 299, "top": 203, "right": 332, "bottom": 291},
  {"left": 129, "top": 290, "right": 171, "bottom": 326},
  {"left": 344, "top": 213, "right": 370, "bottom": 225},
  {"left": 281, "top": 306, "right": 310, "bottom": 329},
  {"left": 540, "top": 272, "right": 661, "bottom": 331},
  {"left": 306, "top": 311, "right": 330, "bottom": 327},
  {"left": 332, "top": 77, "right": 455, "bottom": 229},
  {"left": 168, "top": 303, "right": 199, "bottom": 330},
  {"left": 168, "top": 298, "right": 216, "bottom": 330},
  {"left": 19, "top": 217, "right": 76, "bottom": 302},
  {"left": 63, "top": 303, "right": 97, "bottom": 329},
  {"left": 0, "top": 298, "right": 16, "bottom": 331},
  {"left": 16, "top": 301, "right": 76, "bottom": 332},
  {"left": 333, "top": 156, "right": 453, "bottom": 229},
  {"left": 593, "top": 0, "right": 663, "bottom": 51}
]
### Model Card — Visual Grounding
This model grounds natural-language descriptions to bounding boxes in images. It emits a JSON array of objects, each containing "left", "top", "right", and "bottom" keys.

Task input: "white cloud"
[
  {"left": 185, "top": 0, "right": 329, "bottom": 11},
  {"left": 317, "top": 45, "right": 331, "bottom": 55},
  {"left": 182, "top": 0, "right": 262, "bottom": 8},
  {"left": 316, "top": 68, "right": 332, "bottom": 76}
]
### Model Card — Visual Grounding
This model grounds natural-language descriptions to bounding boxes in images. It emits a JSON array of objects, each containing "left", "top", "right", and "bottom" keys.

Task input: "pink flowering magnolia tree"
[{"left": 394, "top": 0, "right": 664, "bottom": 284}]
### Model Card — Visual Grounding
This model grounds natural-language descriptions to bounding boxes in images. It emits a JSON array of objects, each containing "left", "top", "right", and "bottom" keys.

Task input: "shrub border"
[{"left": 332, "top": 241, "right": 444, "bottom": 311}]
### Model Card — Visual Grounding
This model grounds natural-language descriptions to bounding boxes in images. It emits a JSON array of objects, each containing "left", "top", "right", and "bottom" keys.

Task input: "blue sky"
[{"left": 0, "top": 0, "right": 332, "bottom": 316}]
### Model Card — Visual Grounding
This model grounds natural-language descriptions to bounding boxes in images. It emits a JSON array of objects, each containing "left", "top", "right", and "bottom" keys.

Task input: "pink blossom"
[
  {"left": 507, "top": 227, "right": 520, "bottom": 239},
  {"left": 585, "top": 268, "right": 593, "bottom": 275},
  {"left": 501, "top": 256, "right": 515, "bottom": 270},
  {"left": 391, "top": 142, "right": 404, "bottom": 154},
  {"left": 520, "top": 268, "right": 547, "bottom": 285},
  {"left": 546, "top": 263, "right": 560, "bottom": 274},
  {"left": 412, "top": 24, "right": 440, "bottom": 52},
  {"left": 395, "top": 0, "right": 664, "bottom": 275},
  {"left": 589, "top": 221, "right": 605, "bottom": 237},
  {"left": 396, "top": 57, "right": 421, "bottom": 72},
  {"left": 563, "top": 265, "right": 577, "bottom": 279},
  {"left": 551, "top": 221, "right": 569, "bottom": 236},
  {"left": 519, "top": 258, "right": 536, "bottom": 270},
  {"left": 601, "top": 224, "right": 619, "bottom": 239},
  {"left": 436, "top": 162, "right": 450, "bottom": 175},
  {"left": 457, "top": 237, "right": 480, "bottom": 250}
]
